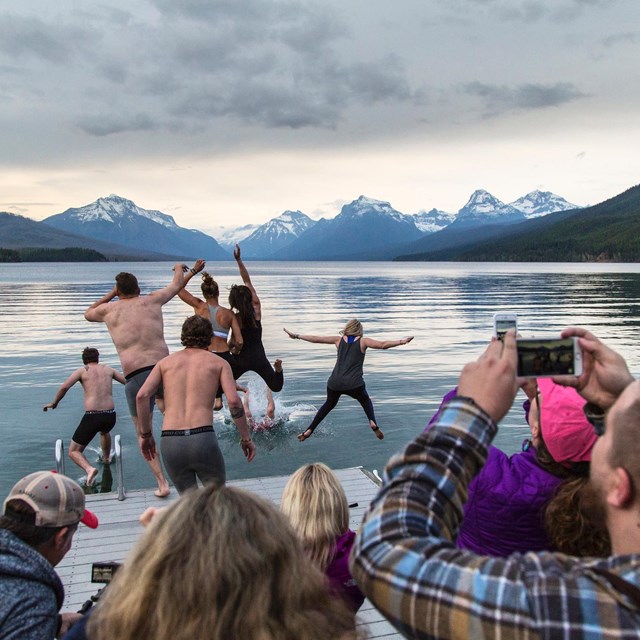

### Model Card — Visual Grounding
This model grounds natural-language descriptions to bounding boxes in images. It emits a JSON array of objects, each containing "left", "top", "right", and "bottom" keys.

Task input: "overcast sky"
[{"left": 1, "top": 0, "right": 638, "bottom": 234}]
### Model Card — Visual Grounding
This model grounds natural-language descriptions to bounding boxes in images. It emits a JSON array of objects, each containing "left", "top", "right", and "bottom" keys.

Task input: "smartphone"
[
  {"left": 516, "top": 337, "right": 582, "bottom": 378},
  {"left": 91, "top": 561, "right": 121, "bottom": 584},
  {"left": 493, "top": 313, "right": 518, "bottom": 340}
]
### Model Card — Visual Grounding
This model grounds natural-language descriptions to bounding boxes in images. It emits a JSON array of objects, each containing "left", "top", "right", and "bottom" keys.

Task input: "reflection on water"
[{"left": 1, "top": 262, "right": 639, "bottom": 497}]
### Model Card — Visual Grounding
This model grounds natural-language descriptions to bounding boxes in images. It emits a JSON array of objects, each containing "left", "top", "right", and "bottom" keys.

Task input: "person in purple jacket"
[
  {"left": 426, "top": 379, "right": 610, "bottom": 557},
  {"left": 280, "top": 463, "right": 365, "bottom": 612}
]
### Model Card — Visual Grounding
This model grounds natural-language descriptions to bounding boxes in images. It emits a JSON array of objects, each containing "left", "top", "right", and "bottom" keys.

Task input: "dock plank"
[{"left": 59, "top": 467, "right": 402, "bottom": 639}]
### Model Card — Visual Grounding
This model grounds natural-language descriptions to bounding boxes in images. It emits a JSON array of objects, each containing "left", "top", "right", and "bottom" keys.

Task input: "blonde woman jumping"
[{"left": 284, "top": 319, "right": 413, "bottom": 441}]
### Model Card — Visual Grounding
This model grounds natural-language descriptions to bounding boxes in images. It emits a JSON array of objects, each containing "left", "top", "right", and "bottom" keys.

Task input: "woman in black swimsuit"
[
  {"left": 227, "top": 245, "right": 284, "bottom": 392},
  {"left": 284, "top": 319, "right": 413, "bottom": 441}
]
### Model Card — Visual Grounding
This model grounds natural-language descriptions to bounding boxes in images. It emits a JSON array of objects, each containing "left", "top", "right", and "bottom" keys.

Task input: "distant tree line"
[{"left": 0, "top": 247, "right": 108, "bottom": 262}]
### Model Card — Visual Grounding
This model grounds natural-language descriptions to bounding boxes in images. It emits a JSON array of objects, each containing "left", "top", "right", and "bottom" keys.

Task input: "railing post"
[
  {"left": 55, "top": 439, "right": 65, "bottom": 475},
  {"left": 115, "top": 435, "right": 126, "bottom": 501}
]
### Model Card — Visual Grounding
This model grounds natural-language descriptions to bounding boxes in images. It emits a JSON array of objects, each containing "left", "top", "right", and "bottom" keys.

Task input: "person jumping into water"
[
  {"left": 178, "top": 269, "right": 243, "bottom": 410},
  {"left": 226, "top": 244, "right": 284, "bottom": 391},
  {"left": 43, "top": 347, "right": 126, "bottom": 485},
  {"left": 284, "top": 319, "right": 413, "bottom": 441},
  {"left": 84, "top": 260, "right": 204, "bottom": 497}
]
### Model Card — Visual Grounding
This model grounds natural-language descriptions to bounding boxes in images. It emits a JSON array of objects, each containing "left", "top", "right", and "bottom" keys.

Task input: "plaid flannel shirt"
[{"left": 351, "top": 397, "right": 640, "bottom": 640}]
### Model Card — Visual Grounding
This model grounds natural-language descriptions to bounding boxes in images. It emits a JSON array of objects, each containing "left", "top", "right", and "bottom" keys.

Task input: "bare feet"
[
  {"left": 154, "top": 483, "right": 171, "bottom": 498},
  {"left": 99, "top": 455, "right": 111, "bottom": 465},
  {"left": 86, "top": 467, "right": 99, "bottom": 486},
  {"left": 274, "top": 359, "right": 283, "bottom": 373},
  {"left": 297, "top": 428, "right": 313, "bottom": 442},
  {"left": 370, "top": 422, "right": 384, "bottom": 440}
]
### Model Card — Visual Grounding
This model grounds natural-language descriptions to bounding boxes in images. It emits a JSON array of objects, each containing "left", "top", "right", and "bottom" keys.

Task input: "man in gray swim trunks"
[
  {"left": 136, "top": 315, "right": 256, "bottom": 495},
  {"left": 84, "top": 260, "right": 205, "bottom": 497}
]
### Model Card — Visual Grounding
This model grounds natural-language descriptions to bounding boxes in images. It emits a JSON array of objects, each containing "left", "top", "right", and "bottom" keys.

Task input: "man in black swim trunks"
[{"left": 43, "top": 347, "right": 126, "bottom": 486}]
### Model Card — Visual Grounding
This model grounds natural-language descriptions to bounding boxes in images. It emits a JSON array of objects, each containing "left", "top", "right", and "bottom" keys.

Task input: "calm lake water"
[{"left": 1, "top": 261, "right": 639, "bottom": 498}]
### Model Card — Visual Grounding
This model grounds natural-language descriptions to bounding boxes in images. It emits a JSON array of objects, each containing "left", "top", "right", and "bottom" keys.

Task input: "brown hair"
[
  {"left": 543, "top": 477, "right": 611, "bottom": 556},
  {"left": 228, "top": 285, "right": 256, "bottom": 328},
  {"left": 115, "top": 272, "right": 139, "bottom": 297},
  {"left": 87, "top": 485, "right": 360, "bottom": 640},
  {"left": 200, "top": 272, "right": 219, "bottom": 300},
  {"left": 181, "top": 315, "right": 213, "bottom": 349},
  {"left": 536, "top": 442, "right": 610, "bottom": 556},
  {"left": 82, "top": 347, "right": 99, "bottom": 364},
  {"left": 340, "top": 319, "right": 363, "bottom": 337}
]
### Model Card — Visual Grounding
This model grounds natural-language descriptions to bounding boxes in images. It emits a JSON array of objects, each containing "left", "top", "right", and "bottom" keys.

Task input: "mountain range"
[{"left": 4, "top": 185, "right": 635, "bottom": 263}]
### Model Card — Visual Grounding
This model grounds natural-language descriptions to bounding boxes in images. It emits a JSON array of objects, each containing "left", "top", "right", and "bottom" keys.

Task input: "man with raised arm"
[
  {"left": 351, "top": 328, "right": 640, "bottom": 639},
  {"left": 84, "top": 260, "right": 205, "bottom": 497},
  {"left": 43, "top": 347, "right": 126, "bottom": 486},
  {"left": 135, "top": 315, "right": 256, "bottom": 495}
]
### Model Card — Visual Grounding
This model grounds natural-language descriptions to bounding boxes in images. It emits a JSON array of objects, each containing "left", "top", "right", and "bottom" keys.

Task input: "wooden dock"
[{"left": 57, "top": 466, "right": 401, "bottom": 639}]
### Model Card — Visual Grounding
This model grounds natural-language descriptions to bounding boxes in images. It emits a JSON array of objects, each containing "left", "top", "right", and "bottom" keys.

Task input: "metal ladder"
[{"left": 55, "top": 434, "right": 126, "bottom": 500}]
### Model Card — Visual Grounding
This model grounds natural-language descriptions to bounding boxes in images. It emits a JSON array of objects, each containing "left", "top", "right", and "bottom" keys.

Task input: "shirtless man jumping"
[
  {"left": 43, "top": 347, "right": 125, "bottom": 485},
  {"left": 84, "top": 260, "right": 204, "bottom": 497},
  {"left": 136, "top": 315, "right": 256, "bottom": 495}
]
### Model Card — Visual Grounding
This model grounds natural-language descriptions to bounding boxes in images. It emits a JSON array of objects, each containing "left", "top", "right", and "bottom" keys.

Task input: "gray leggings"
[{"left": 160, "top": 427, "right": 226, "bottom": 494}]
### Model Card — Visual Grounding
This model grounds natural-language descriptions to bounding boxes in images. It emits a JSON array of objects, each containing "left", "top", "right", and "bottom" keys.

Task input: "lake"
[{"left": 1, "top": 261, "right": 639, "bottom": 498}]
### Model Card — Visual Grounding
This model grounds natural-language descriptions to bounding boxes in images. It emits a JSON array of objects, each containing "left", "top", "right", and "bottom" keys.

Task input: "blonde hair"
[
  {"left": 88, "top": 485, "right": 359, "bottom": 640},
  {"left": 340, "top": 319, "right": 363, "bottom": 337},
  {"left": 280, "top": 463, "right": 350, "bottom": 569}
]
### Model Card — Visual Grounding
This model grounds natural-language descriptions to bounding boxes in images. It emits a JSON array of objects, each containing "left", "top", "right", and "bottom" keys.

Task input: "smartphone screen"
[
  {"left": 516, "top": 338, "right": 580, "bottom": 377},
  {"left": 495, "top": 318, "right": 517, "bottom": 340},
  {"left": 494, "top": 314, "right": 517, "bottom": 340}
]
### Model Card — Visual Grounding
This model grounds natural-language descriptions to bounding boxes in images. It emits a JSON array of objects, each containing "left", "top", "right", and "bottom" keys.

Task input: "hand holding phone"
[{"left": 493, "top": 313, "right": 518, "bottom": 340}]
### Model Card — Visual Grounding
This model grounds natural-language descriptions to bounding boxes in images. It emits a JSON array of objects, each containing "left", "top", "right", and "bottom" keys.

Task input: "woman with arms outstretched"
[
  {"left": 228, "top": 244, "right": 284, "bottom": 391},
  {"left": 284, "top": 319, "right": 413, "bottom": 441}
]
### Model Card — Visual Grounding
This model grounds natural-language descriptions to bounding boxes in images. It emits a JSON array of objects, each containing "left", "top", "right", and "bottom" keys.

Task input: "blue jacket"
[{"left": 0, "top": 529, "right": 64, "bottom": 639}]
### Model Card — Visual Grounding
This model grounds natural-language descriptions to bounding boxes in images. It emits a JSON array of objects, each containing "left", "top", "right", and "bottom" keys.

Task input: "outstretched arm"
[
  {"left": 151, "top": 260, "right": 205, "bottom": 306},
  {"left": 84, "top": 287, "right": 118, "bottom": 322},
  {"left": 362, "top": 336, "right": 414, "bottom": 350},
  {"left": 178, "top": 259, "right": 206, "bottom": 308},
  {"left": 234, "top": 244, "right": 261, "bottom": 316},
  {"left": 43, "top": 369, "right": 82, "bottom": 410},
  {"left": 283, "top": 328, "right": 339, "bottom": 345}
]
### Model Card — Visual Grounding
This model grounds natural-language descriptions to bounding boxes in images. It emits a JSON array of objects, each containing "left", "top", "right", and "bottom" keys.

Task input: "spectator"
[
  {"left": 0, "top": 471, "right": 98, "bottom": 639},
  {"left": 351, "top": 328, "right": 640, "bottom": 639},
  {"left": 280, "top": 463, "right": 365, "bottom": 612},
  {"left": 430, "top": 379, "right": 609, "bottom": 557},
  {"left": 67, "top": 484, "right": 360, "bottom": 640}
]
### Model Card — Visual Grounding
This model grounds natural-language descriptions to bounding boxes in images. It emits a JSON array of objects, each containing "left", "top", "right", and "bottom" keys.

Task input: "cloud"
[
  {"left": 0, "top": 14, "right": 93, "bottom": 63},
  {"left": 464, "top": 82, "right": 587, "bottom": 116},
  {"left": 0, "top": 1, "right": 418, "bottom": 136},
  {"left": 601, "top": 31, "right": 640, "bottom": 48},
  {"left": 77, "top": 113, "right": 157, "bottom": 137},
  {"left": 450, "top": 0, "right": 613, "bottom": 23}
]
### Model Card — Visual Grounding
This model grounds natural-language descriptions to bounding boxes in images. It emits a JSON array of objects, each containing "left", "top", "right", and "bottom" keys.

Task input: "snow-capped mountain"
[
  {"left": 44, "top": 195, "right": 230, "bottom": 260},
  {"left": 509, "top": 190, "right": 581, "bottom": 219},
  {"left": 413, "top": 208, "right": 457, "bottom": 234},
  {"left": 451, "top": 190, "right": 526, "bottom": 227},
  {"left": 238, "top": 210, "right": 316, "bottom": 258},
  {"left": 208, "top": 223, "right": 261, "bottom": 251},
  {"left": 278, "top": 196, "right": 423, "bottom": 260}
]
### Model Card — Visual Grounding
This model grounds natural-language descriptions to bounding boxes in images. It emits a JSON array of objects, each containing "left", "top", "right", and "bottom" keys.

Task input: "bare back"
[
  {"left": 157, "top": 349, "right": 226, "bottom": 429},
  {"left": 100, "top": 296, "right": 169, "bottom": 375},
  {"left": 79, "top": 364, "right": 120, "bottom": 411}
]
